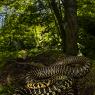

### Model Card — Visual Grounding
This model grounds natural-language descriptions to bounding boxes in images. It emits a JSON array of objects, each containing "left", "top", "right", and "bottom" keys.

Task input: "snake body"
[
  {"left": 14, "top": 56, "right": 91, "bottom": 95},
  {"left": 15, "top": 75, "right": 73, "bottom": 95},
  {"left": 28, "top": 56, "right": 91, "bottom": 79}
]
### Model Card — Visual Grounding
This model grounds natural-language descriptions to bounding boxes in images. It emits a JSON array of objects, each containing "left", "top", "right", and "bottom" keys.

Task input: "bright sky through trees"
[{"left": 0, "top": 15, "right": 4, "bottom": 28}]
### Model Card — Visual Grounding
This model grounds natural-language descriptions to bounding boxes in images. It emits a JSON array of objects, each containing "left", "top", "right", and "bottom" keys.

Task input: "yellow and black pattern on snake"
[
  {"left": 13, "top": 56, "right": 91, "bottom": 95},
  {"left": 28, "top": 56, "right": 91, "bottom": 79},
  {"left": 14, "top": 76, "right": 73, "bottom": 95}
]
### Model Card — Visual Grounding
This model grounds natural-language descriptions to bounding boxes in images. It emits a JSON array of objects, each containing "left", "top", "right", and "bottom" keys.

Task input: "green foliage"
[
  {"left": 0, "top": 0, "right": 62, "bottom": 57},
  {"left": 0, "top": 84, "right": 14, "bottom": 95},
  {"left": 0, "top": 0, "right": 95, "bottom": 64},
  {"left": 77, "top": 0, "right": 95, "bottom": 17},
  {"left": 78, "top": 29, "right": 95, "bottom": 59},
  {"left": 77, "top": 0, "right": 95, "bottom": 59}
]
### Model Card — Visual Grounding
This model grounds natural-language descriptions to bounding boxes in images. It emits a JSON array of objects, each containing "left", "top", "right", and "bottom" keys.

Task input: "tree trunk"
[
  {"left": 50, "top": 0, "right": 78, "bottom": 55},
  {"left": 63, "top": 0, "right": 78, "bottom": 56}
]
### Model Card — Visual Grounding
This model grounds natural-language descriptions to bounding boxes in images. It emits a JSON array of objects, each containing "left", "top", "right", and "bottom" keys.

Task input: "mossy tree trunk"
[
  {"left": 63, "top": 0, "right": 78, "bottom": 56},
  {"left": 50, "top": 0, "right": 78, "bottom": 56},
  {"left": 50, "top": 0, "right": 66, "bottom": 52}
]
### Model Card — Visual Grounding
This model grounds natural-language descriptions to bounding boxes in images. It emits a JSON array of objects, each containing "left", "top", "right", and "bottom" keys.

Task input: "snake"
[
  {"left": 14, "top": 56, "right": 91, "bottom": 95},
  {"left": 14, "top": 75, "right": 73, "bottom": 95},
  {"left": 27, "top": 56, "right": 91, "bottom": 79}
]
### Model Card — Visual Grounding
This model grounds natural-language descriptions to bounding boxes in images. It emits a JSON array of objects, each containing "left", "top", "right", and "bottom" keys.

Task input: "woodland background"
[{"left": 0, "top": 0, "right": 95, "bottom": 94}]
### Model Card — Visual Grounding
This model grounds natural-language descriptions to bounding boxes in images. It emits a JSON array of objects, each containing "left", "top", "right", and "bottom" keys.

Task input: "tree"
[
  {"left": 63, "top": 0, "right": 78, "bottom": 56},
  {"left": 0, "top": 0, "right": 95, "bottom": 58},
  {"left": 49, "top": 0, "right": 78, "bottom": 56}
]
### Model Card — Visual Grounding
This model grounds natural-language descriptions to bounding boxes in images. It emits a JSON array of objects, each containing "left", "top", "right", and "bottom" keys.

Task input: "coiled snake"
[{"left": 14, "top": 56, "right": 91, "bottom": 95}]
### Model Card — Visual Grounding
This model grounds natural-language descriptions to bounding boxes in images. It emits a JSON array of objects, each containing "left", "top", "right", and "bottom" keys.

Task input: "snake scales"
[{"left": 14, "top": 56, "right": 91, "bottom": 95}]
